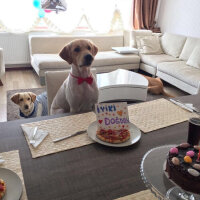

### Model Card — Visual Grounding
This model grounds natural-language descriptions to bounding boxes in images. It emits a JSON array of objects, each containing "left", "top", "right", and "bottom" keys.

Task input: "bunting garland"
[
  {"left": 30, "top": 17, "right": 63, "bottom": 32},
  {"left": 71, "top": 13, "right": 95, "bottom": 34}
]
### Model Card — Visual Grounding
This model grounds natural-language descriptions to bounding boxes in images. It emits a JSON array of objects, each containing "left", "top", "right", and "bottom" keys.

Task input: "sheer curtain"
[
  {"left": 0, "top": 0, "right": 37, "bottom": 32},
  {"left": 0, "top": 0, "right": 132, "bottom": 34}
]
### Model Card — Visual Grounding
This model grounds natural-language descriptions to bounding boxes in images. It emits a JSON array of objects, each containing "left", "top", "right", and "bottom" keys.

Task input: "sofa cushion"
[
  {"left": 30, "top": 35, "right": 124, "bottom": 54},
  {"left": 130, "top": 30, "right": 152, "bottom": 48},
  {"left": 32, "top": 54, "right": 70, "bottom": 70},
  {"left": 93, "top": 51, "right": 140, "bottom": 67},
  {"left": 186, "top": 46, "right": 200, "bottom": 69},
  {"left": 157, "top": 61, "right": 200, "bottom": 88},
  {"left": 161, "top": 33, "right": 186, "bottom": 58},
  {"left": 136, "top": 36, "right": 154, "bottom": 50},
  {"left": 32, "top": 51, "right": 140, "bottom": 70},
  {"left": 140, "top": 54, "right": 180, "bottom": 68},
  {"left": 179, "top": 37, "right": 200, "bottom": 61},
  {"left": 139, "top": 36, "right": 163, "bottom": 54}
]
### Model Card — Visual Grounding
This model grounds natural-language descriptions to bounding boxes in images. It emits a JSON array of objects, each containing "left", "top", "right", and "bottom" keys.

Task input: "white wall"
[{"left": 157, "top": 0, "right": 200, "bottom": 38}]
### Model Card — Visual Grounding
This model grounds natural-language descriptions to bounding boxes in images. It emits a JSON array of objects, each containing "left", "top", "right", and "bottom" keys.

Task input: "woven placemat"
[
  {"left": 0, "top": 150, "right": 27, "bottom": 200},
  {"left": 115, "top": 189, "right": 158, "bottom": 200},
  {"left": 21, "top": 112, "right": 96, "bottom": 158},
  {"left": 128, "top": 98, "right": 198, "bottom": 133}
]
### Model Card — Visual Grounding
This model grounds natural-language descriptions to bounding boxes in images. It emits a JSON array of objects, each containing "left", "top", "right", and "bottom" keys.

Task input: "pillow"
[
  {"left": 140, "top": 36, "right": 163, "bottom": 54},
  {"left": 186, "top": 46, "right": 200, "bottom": 69},
  {"left": 136, "top": 35, "right": 154, "bottom": 50},
  {"left": 179, "top": 37, "right": 200, "bottom": 61},
  {"left": 130, "top": 30, "right": 152, "bottom": 48},
  {"left": 161, "top": 33, "right": 186, "bottom": 58},
  {"left": 136, "top": 36, "right": 163, "bottom": 54}
]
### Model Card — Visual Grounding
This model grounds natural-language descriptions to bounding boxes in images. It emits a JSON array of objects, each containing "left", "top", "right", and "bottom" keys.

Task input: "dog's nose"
[
  {"left": 84, "top": 54, "right": 93, "bottom": 65},
  {"left": 24, "top": 105, "right": 29, "bottom": 110}
]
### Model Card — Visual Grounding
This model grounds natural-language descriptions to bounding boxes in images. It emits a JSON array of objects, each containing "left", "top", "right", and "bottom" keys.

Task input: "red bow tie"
[{"left": 70, "top": 73, "right": 93, "bottom": 85}]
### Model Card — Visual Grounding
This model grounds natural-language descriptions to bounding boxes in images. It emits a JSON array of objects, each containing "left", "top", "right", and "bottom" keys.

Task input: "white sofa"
[
  {"left": 136, "top": 32, "right": 200, "bottom": 95},
  {"left": 29, "top": 30, "right": 200, "bottom": 95},
  {"left": 29, "top": 31, "right": 140, "bottom": 85}
]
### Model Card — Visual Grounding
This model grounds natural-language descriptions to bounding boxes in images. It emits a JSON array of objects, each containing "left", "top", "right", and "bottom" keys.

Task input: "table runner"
[
  {"left": 115, "top": 189, "right": 158, "bottom": 200},
  {"left": 128, "top": 98, "right": 198, "bottom": 133},
  {"left": 21, "top": 98, "right": 198, "bottom": 158},
  {"left": 21, "top": 112, "right": 96, "bottom": 158},
  {"left": 0, "top": 150, "right": 28, "bottom": 200}
]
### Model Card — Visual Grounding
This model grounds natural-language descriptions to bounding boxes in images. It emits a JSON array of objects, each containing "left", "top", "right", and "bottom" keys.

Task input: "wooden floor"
[
  {"left": 0, "top": 68, "right": 188, "bottom": 123},
  {"left": 0, "top": 69, "right": 43, "bottom": 122}
]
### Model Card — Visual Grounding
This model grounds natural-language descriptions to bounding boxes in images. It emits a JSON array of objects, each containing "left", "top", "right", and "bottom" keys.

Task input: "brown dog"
[
  {"left": 142, "top": 75, "right": 174, "bottom": 97},
  {"left": 11, "top": 92, "right": 48, "bottom": 118},
  {"left": 11, "top": 92, "right": 37, "bottom": 117}
]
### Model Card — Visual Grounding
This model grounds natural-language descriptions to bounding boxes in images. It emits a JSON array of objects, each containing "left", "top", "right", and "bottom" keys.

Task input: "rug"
[
  {"left": 7, "top": 87, "right": 174, "bottom": 121},
  {"left": 7, "top": 88, "right": 45, "bottom": 121}
]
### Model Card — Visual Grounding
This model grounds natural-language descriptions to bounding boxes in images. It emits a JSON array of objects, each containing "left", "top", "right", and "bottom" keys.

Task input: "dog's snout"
[
  {"left": 84, "top": 54, "right": 93, "bottom": 66},
  {"left": 85, "top": 54, "right": 93, "bottom": 61},
  {"left": 24, "top": 105, "right": 29, "bottom": 110}
]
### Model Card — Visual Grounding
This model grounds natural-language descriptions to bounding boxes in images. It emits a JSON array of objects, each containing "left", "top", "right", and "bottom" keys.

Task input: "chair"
[
  {"left": 45, "top": 68, "right": 97, "bottom": 114},
  {"left": 0, "top": 48, "right": 5, "bottom": 86},
  {"left": 45, "top": 70, "right": 70, "bottom": 114}
]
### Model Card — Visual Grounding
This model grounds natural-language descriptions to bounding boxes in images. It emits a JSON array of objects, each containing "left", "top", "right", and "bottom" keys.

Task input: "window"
[{"left": 0, "top": 0, "right": 133, "bottom": 34}]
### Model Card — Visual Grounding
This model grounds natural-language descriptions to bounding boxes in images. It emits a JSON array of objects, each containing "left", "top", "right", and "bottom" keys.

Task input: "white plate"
[
  {"left": 0, "top": 168, "right": 23, "bottom": 200},
  {"left": 87, "top": 122, "right": 141, "bottom": 147}
]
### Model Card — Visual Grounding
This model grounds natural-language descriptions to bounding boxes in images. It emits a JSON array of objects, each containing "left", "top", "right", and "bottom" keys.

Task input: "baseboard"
[{"left": 5, "top": 64, "right": 32, "bottom": 71}]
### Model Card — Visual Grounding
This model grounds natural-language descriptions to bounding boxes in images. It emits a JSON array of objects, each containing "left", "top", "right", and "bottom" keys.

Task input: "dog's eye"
[
  {"left": 74, "top": 47, "right": 80, "bottom": 52},
  {"left": 27, "top": 98, "right": 30, "bottom": 101},
  {"left": 19, "top": 99, "right": 23, "bottom": 102},
  {"left": 87, "top": 46, "right": 91, "bottom": 50}
]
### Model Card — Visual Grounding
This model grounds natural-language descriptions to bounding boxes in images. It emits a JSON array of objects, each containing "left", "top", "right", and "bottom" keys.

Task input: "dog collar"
[
  {"left": 70, "top": 73, "right": 93, "bottom": 85},
  {"left": 20, "top": 106, "right": 35, "bottom": 118}
]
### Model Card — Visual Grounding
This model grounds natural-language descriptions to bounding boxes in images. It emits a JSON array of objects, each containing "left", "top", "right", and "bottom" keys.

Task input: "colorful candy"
[
  {"left": 188, "top": 168, "right": 200, "bottom": 177},
  {"left": 179, "top": 143, "right": 190, "bottom": 148},
  {"left": 170, "top": 147, "right": 178, "bottom": 155},
  {"left": 186, "top": 151, "right": 195, "bottom": 157},
  {"left": 184, "top": 156, "right": 192, "bottom": 163},
  {"left": 172, "top": 157, "right": 180, "bottom": 165},
  {"left": 193, "top": 164, "right": 200, "bottom": 170},
  {"left": 194, "top": 145, "right": 200, "bottom": 150}
]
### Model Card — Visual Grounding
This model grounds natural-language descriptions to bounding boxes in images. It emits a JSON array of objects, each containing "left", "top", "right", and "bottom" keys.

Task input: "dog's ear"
[
  {"left": 91, "top": 43, "right": 98, "bottom": 56},
  {"left": 59, "top": 44, "right": 73, "bottom": 64},
  {"left": 11, "top": 93, "right": 20, "bottom": 105},
  {"left": 28, "top": 92, "right": 36, "bottom": 103}
]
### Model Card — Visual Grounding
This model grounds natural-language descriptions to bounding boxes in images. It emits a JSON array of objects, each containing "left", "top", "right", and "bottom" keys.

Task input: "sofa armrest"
[{"left": 123, "top": 30, "right": 131, "bottom": 47}]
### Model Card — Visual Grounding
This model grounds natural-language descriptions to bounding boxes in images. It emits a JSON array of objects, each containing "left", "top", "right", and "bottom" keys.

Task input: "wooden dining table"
[{"left": 0, "top": 94, "right": 199, "bottom": 200}]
